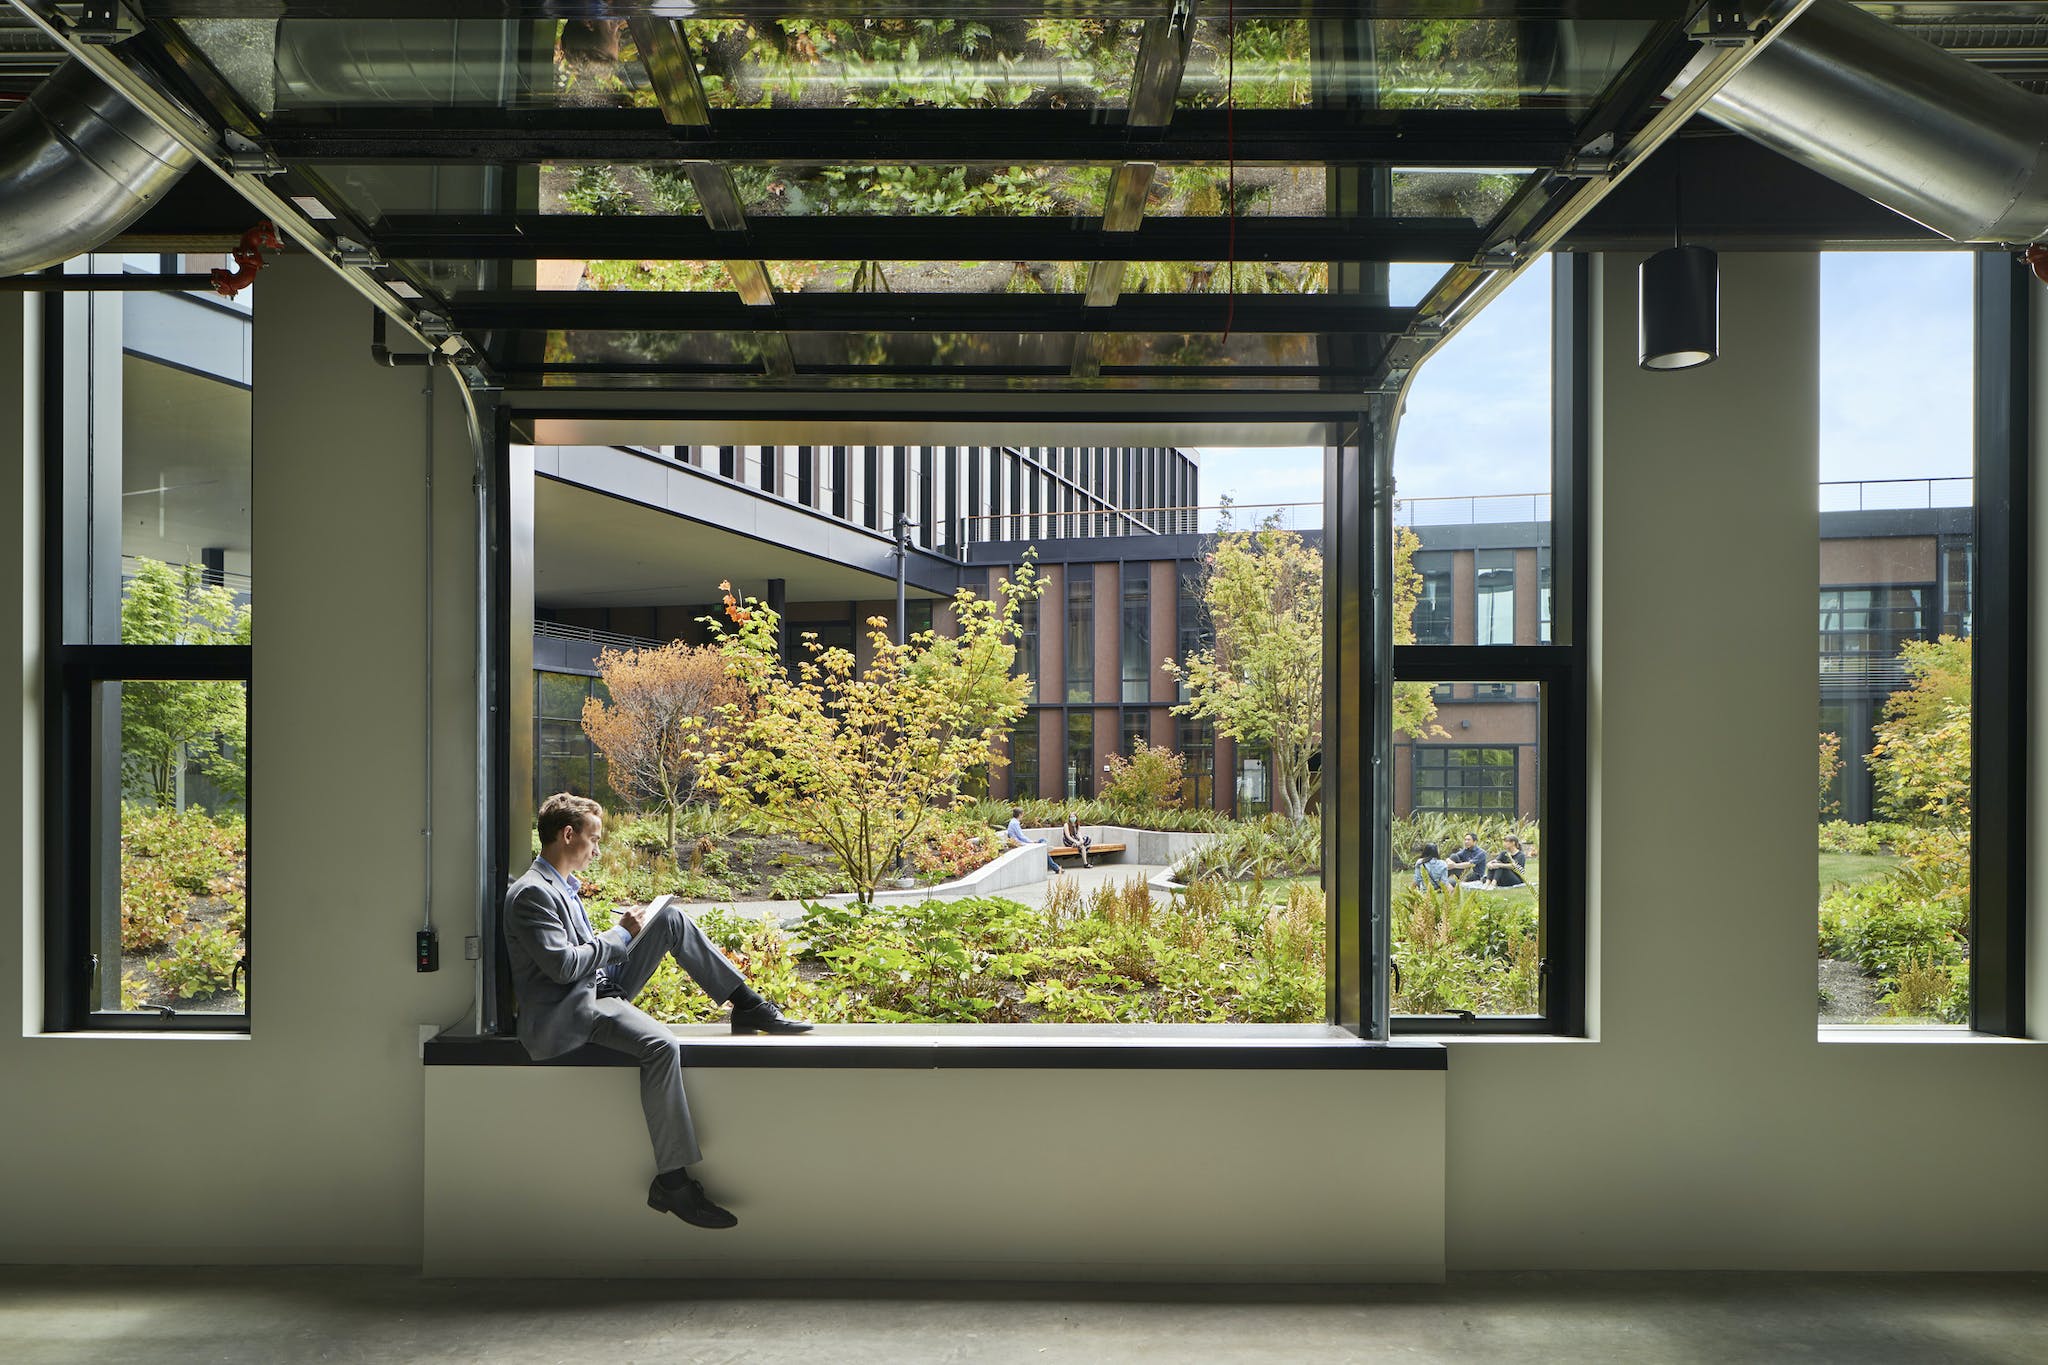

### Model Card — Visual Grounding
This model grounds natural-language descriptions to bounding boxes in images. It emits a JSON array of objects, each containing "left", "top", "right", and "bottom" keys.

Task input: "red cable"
[{"left": 1223, "top": 0, "right": 1237, "bottom": 342}]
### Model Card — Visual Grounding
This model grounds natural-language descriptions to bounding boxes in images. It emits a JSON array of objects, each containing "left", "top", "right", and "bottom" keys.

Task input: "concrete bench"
[{"left": 1050, "top": 842, "right": 1127, "bottom": 861}]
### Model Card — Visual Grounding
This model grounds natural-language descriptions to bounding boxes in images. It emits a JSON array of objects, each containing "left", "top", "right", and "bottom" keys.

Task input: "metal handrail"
[{"left": 534, "top": 619, "right": 667, "bottom": 653}]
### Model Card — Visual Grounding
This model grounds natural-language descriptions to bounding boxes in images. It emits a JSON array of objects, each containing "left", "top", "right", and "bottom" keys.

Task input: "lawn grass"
[{"left": 1818, "top": 850, "right": 1900, "bottom": 893}]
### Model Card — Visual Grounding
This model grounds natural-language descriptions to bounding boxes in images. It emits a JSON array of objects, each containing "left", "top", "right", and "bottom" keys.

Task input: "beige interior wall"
[
  {"left": 0, "top": 263, "right": 478, "bottom": 1263},
  {"left": 423, "top": 1066, "right": 1446, "bottom": 1280},
  {"left": 1441, "top": 253, "right": 2048, "bottom": 1271}
]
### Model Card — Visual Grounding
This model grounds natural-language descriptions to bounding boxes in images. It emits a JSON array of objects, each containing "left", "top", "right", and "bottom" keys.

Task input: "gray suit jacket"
[{"left": 503, "top": 857, "right": 633, "bottom": 1060}]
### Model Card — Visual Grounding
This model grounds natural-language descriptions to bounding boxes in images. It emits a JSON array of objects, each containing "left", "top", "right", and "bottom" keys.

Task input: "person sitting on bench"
[
  {"left": 1061, "top": 813, "right": 1093, "bottom": 868},
  {"left": 1006, "top": 806, "right": 1060, "bottom": 874}
]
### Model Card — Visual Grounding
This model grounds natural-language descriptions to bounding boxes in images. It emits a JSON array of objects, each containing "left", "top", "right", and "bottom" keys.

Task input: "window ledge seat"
[{"left": 425, "top": 1025, "right": 1445, "bottom": 1071}]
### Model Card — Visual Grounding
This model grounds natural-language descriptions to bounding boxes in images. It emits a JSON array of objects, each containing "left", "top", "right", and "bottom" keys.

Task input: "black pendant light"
[{"left": 1639, "top": 134, "right": 1719, "bottom": 370}]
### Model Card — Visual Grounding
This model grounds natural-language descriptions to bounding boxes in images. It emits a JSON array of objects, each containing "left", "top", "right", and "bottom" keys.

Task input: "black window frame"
[
  {"left": 41, "top": 292, "right": 253, "bottom": 1034},
  {"left": 1409, "top": 744, "right": 1519, "bottom": 816},
  {"left": 1390, "top": 253, "right": 1590, "bottom": 1038}
]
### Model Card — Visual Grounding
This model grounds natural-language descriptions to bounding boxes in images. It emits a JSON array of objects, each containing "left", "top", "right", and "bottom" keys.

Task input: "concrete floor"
[{"left": 3, "top": 1269, "right": 2045, "bottom": 1364}]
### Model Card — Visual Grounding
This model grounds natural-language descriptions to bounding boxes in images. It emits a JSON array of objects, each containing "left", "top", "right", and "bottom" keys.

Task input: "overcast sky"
[{"left": 1194, "top": 251, "right": 1975, "bottom": 525}]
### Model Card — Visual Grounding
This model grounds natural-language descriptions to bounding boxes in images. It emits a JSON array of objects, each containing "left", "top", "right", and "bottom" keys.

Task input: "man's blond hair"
[{"left": 537, "top": 792, "right": 603, "bottom": 847}]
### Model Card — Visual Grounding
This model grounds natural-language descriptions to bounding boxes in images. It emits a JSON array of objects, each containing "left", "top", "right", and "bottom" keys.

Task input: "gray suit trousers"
[{"left": 587, "top": 903, "right": 748, "bottom": 1172}]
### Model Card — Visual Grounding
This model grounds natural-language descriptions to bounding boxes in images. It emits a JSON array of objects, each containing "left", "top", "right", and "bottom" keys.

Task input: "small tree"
[
  {"left": 1102, "top": 744, "right": 1186, "bottom": 812},
  {"left": 1867, "top": 636, "right": 1972, "bottom": 830},
  {"left": 120, "top": 559, "right": 250, "bottom": 809},
  {"left": 1165, "top": 521, "right": 1436, "bottom": 822},
  {"left": 703, "top": 566, "right": 1039, "bottom": 903},
  {"left": 1818, "top": 731, "right": 1843, "bottom": 819},
  {"left": 1390, "top": 525, "right": 1441, "bottom": 742},
  {"left": 581, "top": 640, "right": 739, "bottom": 846}
]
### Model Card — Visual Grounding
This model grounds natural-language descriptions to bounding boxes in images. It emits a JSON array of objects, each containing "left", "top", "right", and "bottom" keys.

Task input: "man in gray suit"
[{"left": 505, "top": 793, "right": 811, "bottom": 1229}]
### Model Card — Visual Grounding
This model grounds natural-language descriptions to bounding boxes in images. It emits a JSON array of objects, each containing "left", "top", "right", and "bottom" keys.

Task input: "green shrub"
[
  {"left": 1100, "top": 745, "right": 1186, "bottom": 813},
  {"left": 908, "top": 823, "right": 998, "bottom": 884},
  {"left": 1172, "top": 816, "right": 1321, "bottom": 881},
  {"left": 1387, "top": 880, "right": 1540, "bottom": 1016},
  {"left": 768, "top": 866, "right": 845, "bottom": 900},
  {"left": 956, "top": 798, "right": 1229, "bottom": 834},
  {"left": 1391, "top": 813, "right": 1539, "bottom": 864},
  {"left": 1879, "top": 955, "right": 1969, "bottom": 1024},
  {"left": 1820, "top": 869, "right": 1967, "bottom": 980},
  {"left": 1816, "top": 820, "right": 1914, "bottom": 855},
  {"left": 158, "top": 923, "right": 241, "bottom": 1002}
]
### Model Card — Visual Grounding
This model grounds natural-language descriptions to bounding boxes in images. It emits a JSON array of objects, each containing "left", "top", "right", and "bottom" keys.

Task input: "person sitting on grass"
[
  {"left": 1412, "top": 842, "right": 1451, "bottom": 889},
  {"left": 1447, "top": 831, "right": 1489, "bottom": 885},
  {"left": 503, "top": 793, "right": 813, "bottom": 1234},
  {"left": 1485, "top": 835, "right": 1528, "bottom": 889},
  {"left": 1061, "top": 812, "right": 1094, "bottom": 868},
  {"left": 1005, "top": 806, "right": 1061, "bottom": 874}
]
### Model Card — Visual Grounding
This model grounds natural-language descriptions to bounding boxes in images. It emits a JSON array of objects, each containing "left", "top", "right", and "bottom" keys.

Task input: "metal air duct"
[
  {"left": 1685, "top": 0, "right": 2048, "bottom": 244},
  {"left": 0, "top": 60, "right": 196, "bottom": 276}
]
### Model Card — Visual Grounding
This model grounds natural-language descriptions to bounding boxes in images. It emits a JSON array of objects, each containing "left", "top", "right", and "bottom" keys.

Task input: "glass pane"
[
  {"left": 1065, "top": 709, "right": 1095, "bottom": 799},
  {"left": 1145, "top": 166, "right": 1525, "bottom": 225},
  {"left": 686, "top": 18, "right": 1142, "bottom": 110},
  {"left": 1065, "top": 567, "right": 1094, "bottom": 703},
  {"left": 1391, "top": 681, "right": 1541, "bottom": 1018},
  {"left": 1177, "top": 19, "right": 1653, "bottom": 112},
  {"left": 184, "top": 19, "right": 654, "bottom": 115},
  {"left": 1393, "top": 255, "right": 1553, "bottom": 635},
  {"left": 71, "top": 282, "right": 255, "bottom": 646},
  {"left": 1007, "top": 717, "right": 1038, "bottom": 802},
  {"left": 537, "top": 671, "right": 590, "bottom": 720},
  {"left": 1817, "top": 252, "right": 1973, "bottom": 1027},
  {"left": 98, "top": 681, "right": 249, "bottom": 1017},
  {"left": 745, "top": 164, "right": 1104, "bottom": 217}
]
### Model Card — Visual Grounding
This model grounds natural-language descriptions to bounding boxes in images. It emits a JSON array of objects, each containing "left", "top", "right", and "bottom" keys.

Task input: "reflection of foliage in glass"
[
  {"left": 563, "top": 164, "right": 638, "bottom": 216},
  {"left": 1373, "top": 20, "right": 1518, "bottom": 110},
  {"left": 1179, "top": 20, "right": 1314, "bottom": 109},
  {"left": 689, "top": 18, "right": 1138, "bottom": 110}
]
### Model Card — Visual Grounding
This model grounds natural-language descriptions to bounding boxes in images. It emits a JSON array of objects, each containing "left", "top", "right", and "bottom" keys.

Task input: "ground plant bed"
[
  {"left": 588, "top": 875, "right": 1326, "bottom": 1025},
  {"left": 119, "top": 806, "right": 247, "bottom": 1014}
]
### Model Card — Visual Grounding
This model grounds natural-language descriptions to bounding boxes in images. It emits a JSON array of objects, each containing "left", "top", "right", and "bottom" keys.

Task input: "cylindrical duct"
[
  {"left": 0, "top": 61, "right": 196, "bottom": 276},
  {"left": 1691, "top": 0, "right": 2048, "bottom": 243},
  {"left": 1639, "top": 245, "right": 1719, "bottom": 371}
]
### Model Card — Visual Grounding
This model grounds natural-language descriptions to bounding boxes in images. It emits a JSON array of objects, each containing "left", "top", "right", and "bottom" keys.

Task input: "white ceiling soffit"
[{"left": 528, "top": 418, "right": 1337, "bottom": 450}]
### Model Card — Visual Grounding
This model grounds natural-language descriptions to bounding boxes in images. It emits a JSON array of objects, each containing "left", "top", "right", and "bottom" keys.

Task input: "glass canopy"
[{"left": 136, "top": 4, "right": 1696, "bottom": 393}]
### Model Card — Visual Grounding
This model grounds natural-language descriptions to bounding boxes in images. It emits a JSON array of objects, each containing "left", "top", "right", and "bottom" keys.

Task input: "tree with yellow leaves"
[{"left": 701, "top": 563, "right": 1039, "bottom": 903}]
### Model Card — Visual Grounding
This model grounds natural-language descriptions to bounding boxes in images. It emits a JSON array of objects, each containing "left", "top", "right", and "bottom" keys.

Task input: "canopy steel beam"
[
  {"left": 142, "top": 2, "right": 1684, "bottom": 18},
  {"left": 448, "top": 291, "right": 1414, "bottom": 334},
  {"left": 367, "top": 214, "right": 1482, "bottom": 263},
  {"left": 261, "top": 109, "right": 1575, "bottom": 167}
]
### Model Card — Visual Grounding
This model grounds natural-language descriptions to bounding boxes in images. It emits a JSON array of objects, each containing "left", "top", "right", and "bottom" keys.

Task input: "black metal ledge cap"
[{"left": 425, "top": 1026, "right": 1446, "bottom": 1072}]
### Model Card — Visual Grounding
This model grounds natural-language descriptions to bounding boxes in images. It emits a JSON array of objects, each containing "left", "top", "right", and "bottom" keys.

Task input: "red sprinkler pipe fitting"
[
  {"left": 211, "top": 222, "right": 282, "bottom": 298},
  {"left": 2026, "top": 243, "right": 2048, "bottom": 286}
]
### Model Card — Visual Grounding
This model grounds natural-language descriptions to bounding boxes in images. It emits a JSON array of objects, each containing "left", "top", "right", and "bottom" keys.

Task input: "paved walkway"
[{"left": 708, "top": 860, "right": 1174, "bottom": 924}]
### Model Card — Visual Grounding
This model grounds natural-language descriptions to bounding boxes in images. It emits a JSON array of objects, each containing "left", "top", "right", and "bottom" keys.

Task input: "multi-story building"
[{"left": 532, "top": 448, "right": 1967, "bottom": 827}]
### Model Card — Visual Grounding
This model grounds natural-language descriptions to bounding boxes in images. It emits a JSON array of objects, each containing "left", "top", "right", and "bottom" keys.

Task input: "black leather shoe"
[
  {"left": 730, "top": 1000, "right": 814, "bottom": 1035},
  {"left": 648, "top": 1175, "right": 738, "bottom": 1230}
]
